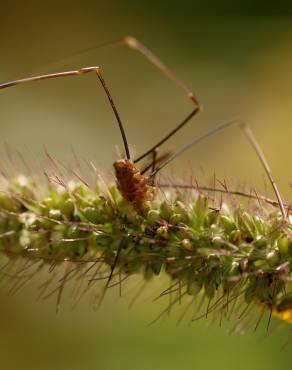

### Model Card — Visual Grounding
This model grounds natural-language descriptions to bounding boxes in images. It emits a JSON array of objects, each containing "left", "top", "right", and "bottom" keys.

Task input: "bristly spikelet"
[{"left": 0, "top": 173, "right": 291, "bottom": 328}]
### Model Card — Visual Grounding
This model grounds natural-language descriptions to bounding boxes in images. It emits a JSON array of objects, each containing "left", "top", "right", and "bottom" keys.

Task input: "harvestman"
[{"left": 0, "top": 36, "right": 287, "bottom": 219}]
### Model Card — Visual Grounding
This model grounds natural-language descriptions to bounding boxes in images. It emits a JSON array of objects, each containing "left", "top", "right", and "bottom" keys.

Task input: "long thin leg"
[
  {"left": 151, "top": 149, "right": 158, "bottom": 174},
  {"left": 140, "top": 148, "right": 172, "bottom": 185},
  {"left": 134, "top": 107, "right": 200, "bottom": 163},
  {"left": 158, "top": 183, "right": 285, "bottom": 209},
  {"left": 41, "top": 36, "right": 202, "bottom": 163},
  {"left": 0, "top": 66, "right": 131, "bottom": 160},
  {"left": 123, "top": 37, "right": 200, "bottom": 106},
  {"left": 46, "top": 36, "right": 201, "bottom": 107},
  {"left": 140, "top": 149, "right": 173, "bottom": 175},
  {"left": 122, "top": 36, "right": 202, "bottom": 163},
  {"left": 150, "top": 120, "right": 287, "bottom": 220}
]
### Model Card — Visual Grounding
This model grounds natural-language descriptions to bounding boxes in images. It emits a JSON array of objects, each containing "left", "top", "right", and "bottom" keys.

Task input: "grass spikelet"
[{"left": 0, "top": 171, "right": 291, "bottom": 329}]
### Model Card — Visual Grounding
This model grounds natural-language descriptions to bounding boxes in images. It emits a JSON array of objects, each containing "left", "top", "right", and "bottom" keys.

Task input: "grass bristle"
[{"left": 0, "top": 170, "right": 291, "bottom": 329}]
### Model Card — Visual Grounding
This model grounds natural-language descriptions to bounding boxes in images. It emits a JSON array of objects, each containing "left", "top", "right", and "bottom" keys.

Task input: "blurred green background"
[{"left": 1, "top": 2, "right": 292, "bottom": 370}]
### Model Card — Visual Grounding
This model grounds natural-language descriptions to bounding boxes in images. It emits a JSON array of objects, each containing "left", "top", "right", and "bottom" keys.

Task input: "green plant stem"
[{"left": 0, "top": 175, "right": 291, "bottom": 323}]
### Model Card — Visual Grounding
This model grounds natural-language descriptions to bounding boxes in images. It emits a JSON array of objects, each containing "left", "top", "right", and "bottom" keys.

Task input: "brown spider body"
[{"left": 114, "top": 159, "right": 155, "bottom": 211}]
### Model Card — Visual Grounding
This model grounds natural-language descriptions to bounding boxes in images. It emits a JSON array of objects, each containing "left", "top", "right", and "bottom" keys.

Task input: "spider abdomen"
[{"left": 114, "top": 159, "right": 155, "bottom": 211}]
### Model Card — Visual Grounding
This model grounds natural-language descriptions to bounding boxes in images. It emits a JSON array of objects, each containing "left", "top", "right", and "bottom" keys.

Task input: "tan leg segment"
[
  {"left": 121, "top": 36, "right": 202, "bottom": 163},
  {"left": 47, "top": 36, "right": 201, "bottom": 108},
  {"left": 123, "top": 36, "right": 200, "bottom": 107},
  {"left": 0, "top": 67, "right": 131, "bottom": 160},
  {"left": 150, "top": 120, "right": 287, "bottom": 220},
  {"left": 40, "top": 36, "right": 203, "bottom": 163}
]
